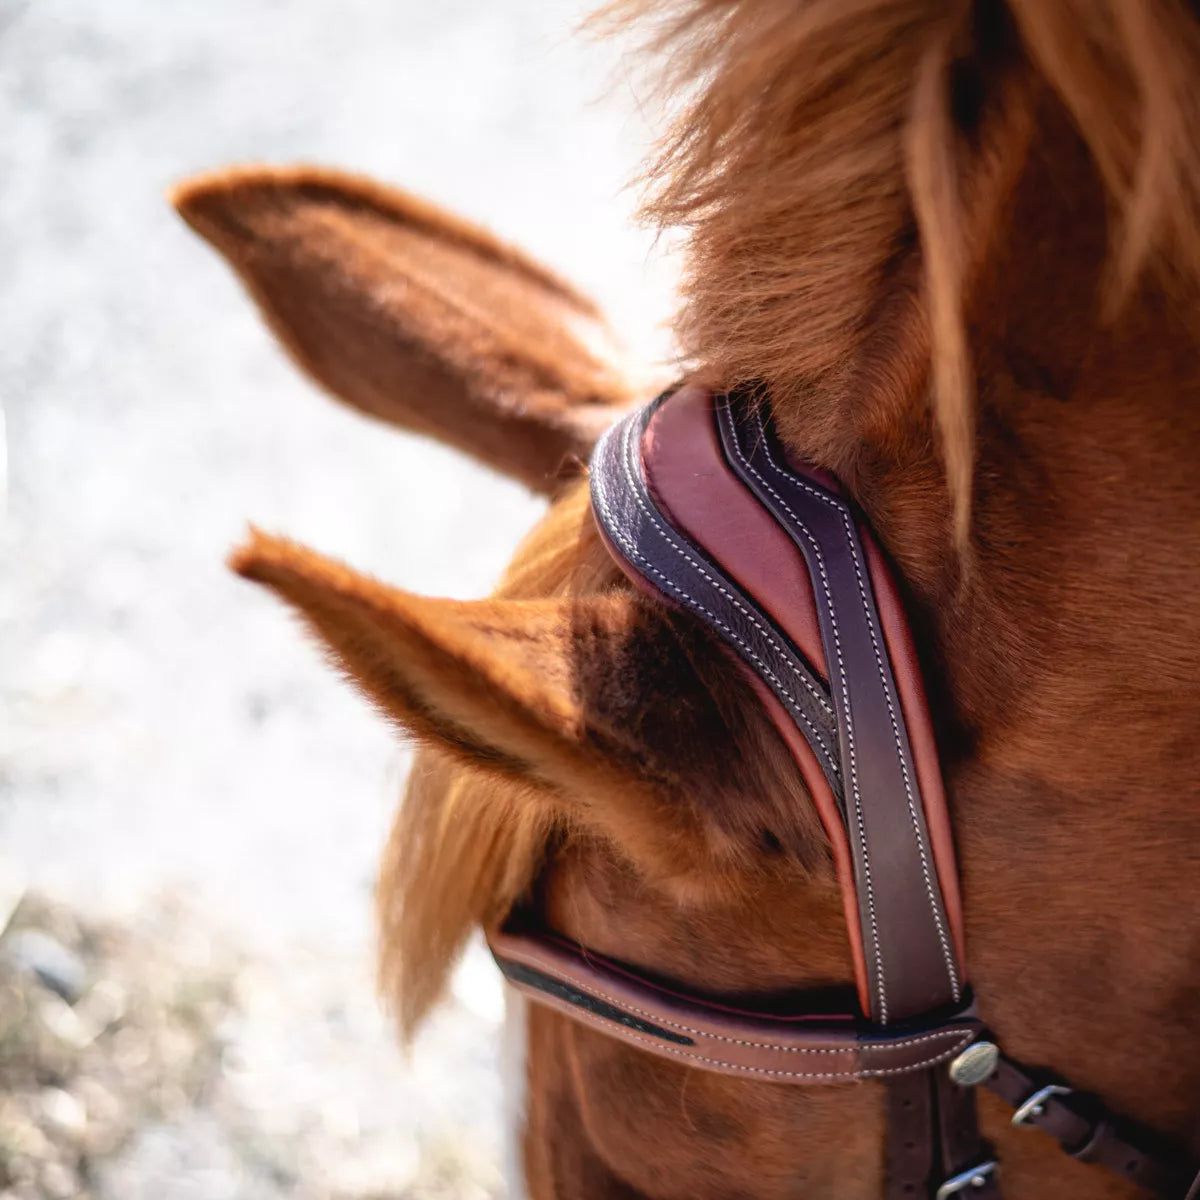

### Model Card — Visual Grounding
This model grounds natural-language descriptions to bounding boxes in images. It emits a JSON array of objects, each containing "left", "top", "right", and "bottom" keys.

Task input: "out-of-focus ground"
[{"left": 0, "top": 2, "right": 676, "bottom": 1195}]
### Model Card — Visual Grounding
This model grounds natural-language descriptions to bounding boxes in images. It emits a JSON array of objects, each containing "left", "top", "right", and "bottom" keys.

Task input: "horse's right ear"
[{"left": 171, "top": 165, "right": 642, "bottom": 492}]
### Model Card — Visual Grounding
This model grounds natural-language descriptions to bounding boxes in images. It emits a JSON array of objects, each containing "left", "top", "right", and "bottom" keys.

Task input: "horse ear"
[
  {"left": 229, "top": 527, "right": 628, "bottom": 789},
  {"left": 229, "top": 529, "right": 804, "bottom": 884},
  {"left": 172, "top": 165, "right": 640, "bottom": 492}
]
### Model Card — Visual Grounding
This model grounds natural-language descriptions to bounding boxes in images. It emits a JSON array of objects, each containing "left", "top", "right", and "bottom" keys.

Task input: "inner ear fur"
[
  {"left": 172, "top": 164, "right": 643, "bottom": 492},
  {"left": 230, "top": 528, "right": 821, "bottom": 886}
]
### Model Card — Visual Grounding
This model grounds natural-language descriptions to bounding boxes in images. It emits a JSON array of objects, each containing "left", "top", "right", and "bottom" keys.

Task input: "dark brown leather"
[
  {"left": 490, "top": 919, "right": 983, "bottom": 1085},
  {"left": 714, "top": 394, "right": 962, "bottom": 1024},
  {"left": 885, "top": 1074, "right": 938, "bottom": 1196},
  {"left": 885, "top": 1073, "right": 998, "bottom": 1200},
  {"left": 858, "top": 510, "right": 967, "bottom": 976},
  {"left": 986, "top": 1055, "right": 1200, "bottom": 1199},
  {"left": 594, "top": 386, "right": 966, "bottom": 1024}
]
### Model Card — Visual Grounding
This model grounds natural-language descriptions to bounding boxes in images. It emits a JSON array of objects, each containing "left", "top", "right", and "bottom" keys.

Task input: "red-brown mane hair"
[
  {"left": 609, "top": 0, "right": 1200, "bottom": 542},
  {"left": 377, "top": 485, "right": 616, "bottom": 1035}
]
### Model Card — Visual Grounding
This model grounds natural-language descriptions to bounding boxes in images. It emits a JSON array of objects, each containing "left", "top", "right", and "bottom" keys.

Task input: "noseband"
[{"left": 488, "top": 385, "right": 1200, "bottom": 1198}]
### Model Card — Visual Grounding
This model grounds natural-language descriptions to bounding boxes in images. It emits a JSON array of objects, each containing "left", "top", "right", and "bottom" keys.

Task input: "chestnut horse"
[{"left": 175, "top": 1, "right": 1200, "bottom": 1195}]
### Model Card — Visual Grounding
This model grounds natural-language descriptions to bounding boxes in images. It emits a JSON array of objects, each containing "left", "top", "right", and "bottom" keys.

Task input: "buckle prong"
[
  {"left": 1011, "top": 1084, "right": 1073, "bottom": 1127},
  {"left": 936, "top": 1160, "right": 997, "bottom": 1198}
]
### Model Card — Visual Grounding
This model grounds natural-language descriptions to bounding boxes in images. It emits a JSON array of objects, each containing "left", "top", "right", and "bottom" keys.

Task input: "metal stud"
[{"left": 948, "top": 1040, "right": 1000, "bottom": 1087}]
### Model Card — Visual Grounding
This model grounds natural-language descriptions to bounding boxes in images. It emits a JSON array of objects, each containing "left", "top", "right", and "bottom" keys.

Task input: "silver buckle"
[
  {"left": 1011, "top": 1084, "right": 1073, "bottom": 1127},
  {"left": 935, "top": 1160, "right": 997, "bottom": 1198}
]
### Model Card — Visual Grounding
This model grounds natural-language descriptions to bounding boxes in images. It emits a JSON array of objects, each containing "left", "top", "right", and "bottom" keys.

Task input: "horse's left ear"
[
  {"left": 230, "top": 529, "right": 802, "bottom": 884},
  {"left": 172, "top": 165, "right": 641, "bottom": 492}
]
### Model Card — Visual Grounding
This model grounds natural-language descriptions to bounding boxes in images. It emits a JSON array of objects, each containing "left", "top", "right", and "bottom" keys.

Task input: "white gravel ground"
[{"left": 1, "top": 2, "right": 676, "bottom": 1195}]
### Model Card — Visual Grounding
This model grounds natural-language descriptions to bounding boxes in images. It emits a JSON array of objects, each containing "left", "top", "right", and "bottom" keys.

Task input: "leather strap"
[
  {"left": 586, "top": 384, "right": 976, "bottom": 1197},
  {"left": 986, "top": 1054, "right": 1200, "bottom": 1199},
  {"left": 885, "top": 1073, "right": 998, "bottom": 1200},
  {"left": 885, "top": 1074, "right": 939, "bottom": 1195},
  {"left": 491, "top": 914, "right": 1200, "bottom": 1198},
  {"left": 931, "top": 1069, "right": 999, "bottom": 1199},
  {"left": 491, "top": 917, "right": 982, "bottom": 1085},
  {"left": 712, "top": 394, "right": 962, "bottom": 1024}
]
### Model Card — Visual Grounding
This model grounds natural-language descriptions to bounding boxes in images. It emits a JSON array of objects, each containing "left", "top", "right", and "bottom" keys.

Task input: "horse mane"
[
  {"left": 607, "top": 0, "right": 1200, "bottom": 544},
  {"left": 377, "top": 482, "right": 624, "bottom": 1036}
]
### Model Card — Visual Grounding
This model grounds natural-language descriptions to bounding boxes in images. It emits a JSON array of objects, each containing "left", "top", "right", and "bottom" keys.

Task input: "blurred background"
[{"left": 0, "top": 2, "right": 676, "bottom": 1195}]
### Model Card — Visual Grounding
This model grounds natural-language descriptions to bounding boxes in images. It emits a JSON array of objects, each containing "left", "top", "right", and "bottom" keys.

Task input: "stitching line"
[
  {"left": 596, "top": 420, "right": 835, "bottom": 770},
  {"left": 545, "top": 993, "right": 975, "bottom": 1080},
  {"left": 590, "top": 418, "right": 839, "bottom": 778},
  {"left": 750, "top": 409, "right": 960, "bottom": 1003},
  {"left": 615, "top": 417, "right": 834, "bottom": 721},
  {"left": 511, "top": 957, "right": 969, "bottom": 1056},
  {"left": 717, "top": 402, "right": 888, "bottom": 1025}
]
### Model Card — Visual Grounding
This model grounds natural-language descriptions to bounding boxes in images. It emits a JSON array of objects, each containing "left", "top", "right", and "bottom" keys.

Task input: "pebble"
[
  {"left": 5, "top": 931, "right": 87, "bottom": 1005},
  {"left": 39, "top": 1087, "right": 86, "bottom": 1135},
  {"left": 34, "top": 991, "right": 90, "bottom": 1049},
  {"left": 76, "top": 978, "right": 127, "bottom": 1035}
]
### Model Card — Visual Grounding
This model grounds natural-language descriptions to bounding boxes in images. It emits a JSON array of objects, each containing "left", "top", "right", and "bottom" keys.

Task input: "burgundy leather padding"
[
  {"left": 643, "top": 385, "right": 827, "bottom": 677},
  {"left": 490, "top": 920, "right": 982, "bottom": 1086},
  {"left": 639, "top": 384, "right": 870, "bottom": 1012},
  {"left": 860, "top": 530, "right": 967, "bottom": 970}
]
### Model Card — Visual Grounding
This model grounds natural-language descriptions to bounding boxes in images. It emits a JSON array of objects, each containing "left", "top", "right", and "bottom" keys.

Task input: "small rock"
[
  {"left": 77, "top": 979, "right": 126, "bottom": 1035},
  {"left": 74, "top": 1077, "right": 121, "bottom": 1128},
  {"left": 5, "top": 931, "right": 87, "bottom": 1004},
  {"left": 39, "top": 1087, "right": 86, "bottom": 1135},
  {"left": 34, "top": 991, "right": 89, "bottom": 1048},
  {"left": 0, "top": 1111, "right": 52, "bottom": 1160},
  {"left": 37, "top": 1161, "right": 78, "bottom": 1200}
]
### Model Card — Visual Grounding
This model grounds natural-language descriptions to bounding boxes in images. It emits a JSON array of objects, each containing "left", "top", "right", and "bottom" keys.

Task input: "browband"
[
  {"left": 486, "top": 385, "right": 1200, "bottom": 1200},
  {"left": 490, "top": 917, "right": 982, "bottom": 1085}
]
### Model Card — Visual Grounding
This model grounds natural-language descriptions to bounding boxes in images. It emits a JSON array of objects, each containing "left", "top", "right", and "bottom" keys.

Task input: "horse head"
[{"left": 175, "top": 3, "right": 1200, "bottom": 1195}]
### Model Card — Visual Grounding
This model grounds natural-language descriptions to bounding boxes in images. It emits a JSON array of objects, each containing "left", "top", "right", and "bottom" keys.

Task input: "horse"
[{"left": 172, "top": 1, "right": 1200, "bottom": 1195}]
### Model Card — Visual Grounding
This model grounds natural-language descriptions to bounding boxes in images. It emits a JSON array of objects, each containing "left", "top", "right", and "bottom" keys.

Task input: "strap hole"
[
  {"left": 904, "top": 1141, "right": 916, "bottom": 1150},
  {"left": 902, "top": 1185, "right": 916, "bottom": 1194},
  {"left": 1126, "top": 1160, "right": 1139, "bottom": 1174}
]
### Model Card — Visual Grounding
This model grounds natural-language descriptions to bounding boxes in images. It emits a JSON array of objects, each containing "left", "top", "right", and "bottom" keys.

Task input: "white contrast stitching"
[
  {"left": 543, "top": 992, "right": 975, "bottom": 1080},
  {"left": 613, "top": 417, "right": 833, "bottom": 717},
  {"left": 591, "top": 427, "right": 835, "bottom": 771},
  {"left": 717, "top": 403, "right": 888, "bottom": 1025},
  {"left": 516, "top": 959, "right": 969, "bottom": 1056},
  {"left": 748, "top": 408, "right": 961, "bottom": 1004},
  {"left": 590, "top": 419, "right": 839, "bottom": 777},
  {"left": 840, "top": 488, "right": 962, "bottom": 1001}
]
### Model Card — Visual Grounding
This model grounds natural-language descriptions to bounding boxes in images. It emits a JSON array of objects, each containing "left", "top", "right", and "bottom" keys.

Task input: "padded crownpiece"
[{"left": 591, "top": 384, "right": 966, "bottom": 1023}]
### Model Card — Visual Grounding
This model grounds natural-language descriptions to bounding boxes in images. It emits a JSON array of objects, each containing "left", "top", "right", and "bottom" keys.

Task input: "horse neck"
[{"left": 770, "top": 102, "right": 1200, "bottom": 1147}]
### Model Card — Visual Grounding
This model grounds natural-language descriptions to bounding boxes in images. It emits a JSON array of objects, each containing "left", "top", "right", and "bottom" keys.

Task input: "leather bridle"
[{"left": 487, "top": 384, "right": 1200, "bottom": 1198}]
